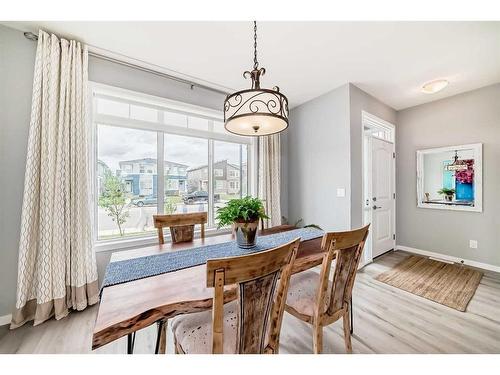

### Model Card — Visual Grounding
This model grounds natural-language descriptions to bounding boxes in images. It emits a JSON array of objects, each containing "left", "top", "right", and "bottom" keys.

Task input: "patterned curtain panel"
[
  {"left": 11, "top": 31, "right": 98, "bottom": 328},
  {"left": 258, "top": 134, "right": 282, "bottom": 228}
]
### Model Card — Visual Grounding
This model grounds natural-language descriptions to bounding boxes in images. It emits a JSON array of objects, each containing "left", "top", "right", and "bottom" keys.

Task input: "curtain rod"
[{"left": 23, "top": 31, "right": 230, "bottom": 96}]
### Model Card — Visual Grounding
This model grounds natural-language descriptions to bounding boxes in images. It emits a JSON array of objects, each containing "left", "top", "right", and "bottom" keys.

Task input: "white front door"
[{"left": 371, "top": 137, "right": 395, "bottom": 258}]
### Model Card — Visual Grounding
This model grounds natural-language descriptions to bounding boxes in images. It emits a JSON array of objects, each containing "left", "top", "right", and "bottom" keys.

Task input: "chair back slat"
[
  {"left": 323, "top": 225, "right": 369, "bottom": 315},
  {"left": 206, "top": 238, "right": 300, "bottom": 354},
  {"left": 238, "top": 272, "right": 279, "bottom": 353},
  {"left": 153, "top": 212, "right": 207, "bottom": 244}
]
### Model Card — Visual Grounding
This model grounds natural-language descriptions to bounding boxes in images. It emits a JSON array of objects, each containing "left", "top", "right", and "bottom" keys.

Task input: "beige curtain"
[
  {"left": 11, "top": 30, "right": 98, "bottom": 329},
  {"left": 258, "top": 134, "right": 282, "bottom": 228}
]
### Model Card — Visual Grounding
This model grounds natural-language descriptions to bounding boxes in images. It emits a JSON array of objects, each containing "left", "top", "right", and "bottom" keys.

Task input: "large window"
[{"left": 93, "top": 84, "right": 254, "bottom": 244}]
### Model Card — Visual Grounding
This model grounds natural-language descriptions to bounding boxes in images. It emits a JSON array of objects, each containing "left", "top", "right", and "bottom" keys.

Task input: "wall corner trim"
[
  {"left": 0, "top": 314, "right": 12, "bottom": 326},
  {"left": 396, "top": 245, "right": 500, "bottom": 273}
]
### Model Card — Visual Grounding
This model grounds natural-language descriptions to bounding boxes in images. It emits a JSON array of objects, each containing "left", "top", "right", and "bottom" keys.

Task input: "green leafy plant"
[
  {"left": 437, "top": 188, "right": 455, "bottom": 196},
  {"left": 292, "top": 218, "right": 322, "bottom": 231},
  {"left": 216, "top": 196, "right": 269, "bottom": 229},
  {"left": 98, "top": 172, "right": 130, "bottom": 236},
  {"left": 164, "top": 197, "right": 177, "bottom": 214}
]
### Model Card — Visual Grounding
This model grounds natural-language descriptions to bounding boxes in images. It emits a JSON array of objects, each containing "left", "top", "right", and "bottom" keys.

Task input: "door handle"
[{"left": 372, "top": 205, "right": 382, "bottom": 210}]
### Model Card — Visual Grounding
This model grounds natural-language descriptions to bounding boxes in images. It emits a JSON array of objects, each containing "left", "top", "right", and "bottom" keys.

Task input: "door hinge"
[
  {"left": 393, "top": 152, "right": 396, "bottom": 158},
  {"left": 393, "top": 193, "right": 396, "bottom": 199},
  {"left": 393, "top": 234, "right": 396, "bottom": 240}
]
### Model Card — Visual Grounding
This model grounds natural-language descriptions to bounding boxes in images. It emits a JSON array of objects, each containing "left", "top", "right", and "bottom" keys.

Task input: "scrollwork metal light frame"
[{"left": 223, "top": 21, "right": 289, "bottom": 136}]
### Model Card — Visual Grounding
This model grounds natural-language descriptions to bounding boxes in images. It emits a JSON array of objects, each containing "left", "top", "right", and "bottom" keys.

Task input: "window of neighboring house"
[
  {"left": 124, "top": 181, "right": 133, "bottom": 193},
  {"left": 92, "top": 83, "right": 254, "bottom": 246},
  {"left": 139, "top": 176, "right": 153, "bottom": 195},
  {"left": 166, "top": 179, "right": 179, "bottom": 190}
]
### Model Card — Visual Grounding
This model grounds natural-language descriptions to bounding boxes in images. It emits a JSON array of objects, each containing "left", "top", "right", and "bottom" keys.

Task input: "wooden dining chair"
[
  {"left": 153, "top": 212, "right": 207, "bottom": 244},
  {"left": 170, "top": 238, "right": 301, "bottom": 354},
  {"left": 284, "top": 225, "right": 369, "bottom": 354},
  {"left": 149, "top": 212, "right": 208, "bottom": 354}
]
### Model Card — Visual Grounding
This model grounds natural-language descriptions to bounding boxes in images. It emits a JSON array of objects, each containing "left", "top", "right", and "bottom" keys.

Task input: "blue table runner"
[{"left": 101, "top": 227, "right": 324, "bottom": 289}]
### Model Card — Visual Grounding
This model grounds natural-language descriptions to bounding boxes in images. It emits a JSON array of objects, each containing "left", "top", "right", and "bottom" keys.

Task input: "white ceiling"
[{"left": 4, "top": 21, "right": 500, "bottom": 110}]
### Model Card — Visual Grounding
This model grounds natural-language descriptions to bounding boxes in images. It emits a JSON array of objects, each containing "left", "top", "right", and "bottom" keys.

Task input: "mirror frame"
[{"left": 416, "top": 143, "right": 483, "bottom": 212}]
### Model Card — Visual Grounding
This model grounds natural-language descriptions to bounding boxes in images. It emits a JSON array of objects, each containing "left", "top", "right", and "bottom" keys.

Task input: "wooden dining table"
[{"left": 92, "top": 225, "right": 326, "bottom": 353}]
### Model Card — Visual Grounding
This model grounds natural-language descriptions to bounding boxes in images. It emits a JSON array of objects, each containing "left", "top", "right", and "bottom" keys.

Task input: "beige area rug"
[{"left": 376, "top": 255, "right": 483, "bottom": 311}]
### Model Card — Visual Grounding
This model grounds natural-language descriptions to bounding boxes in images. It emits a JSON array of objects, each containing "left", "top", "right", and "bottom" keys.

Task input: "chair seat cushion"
[
  {"left": 171, "top": 301, "right": 238, "bottom": 354},
  {"left": 286, "top": 268, "right": 331, "bottom": 317}
]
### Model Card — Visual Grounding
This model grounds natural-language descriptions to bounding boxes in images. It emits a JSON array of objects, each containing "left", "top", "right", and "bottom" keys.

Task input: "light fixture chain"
[{"left": 253, "top": 20, "right": 258, "bottom": 69}]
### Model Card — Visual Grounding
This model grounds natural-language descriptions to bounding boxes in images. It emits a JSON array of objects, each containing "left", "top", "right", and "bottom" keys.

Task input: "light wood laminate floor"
[{"left": 1, "top": 251, "right": 499, "bottom": 354}]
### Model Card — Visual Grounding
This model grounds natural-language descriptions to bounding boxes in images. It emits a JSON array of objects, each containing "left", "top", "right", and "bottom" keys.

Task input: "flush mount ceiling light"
[
  {"left": 224, "top": 21, "right": 289, "bottom": 136},
  {"left": 421, "top": 79, "right": 449, "bottom": 94}
]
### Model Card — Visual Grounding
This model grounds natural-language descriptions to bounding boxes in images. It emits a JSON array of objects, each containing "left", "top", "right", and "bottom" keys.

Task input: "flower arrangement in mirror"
[{"left": 455, "top": 159, "right": 474, "bottom": 184}]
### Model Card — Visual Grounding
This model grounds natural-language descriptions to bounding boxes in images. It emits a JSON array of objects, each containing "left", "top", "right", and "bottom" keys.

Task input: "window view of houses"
[{"left": 96, "top": 125, "right": 248, "bottom": 240}]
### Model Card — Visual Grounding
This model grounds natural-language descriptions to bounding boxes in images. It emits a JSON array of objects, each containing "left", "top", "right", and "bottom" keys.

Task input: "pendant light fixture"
[
  {"left": 224, "top": 21, "right": 289, "bottom": 136},
  {"left": 445, "top": 150, "right": 468, "bottom": 171}
]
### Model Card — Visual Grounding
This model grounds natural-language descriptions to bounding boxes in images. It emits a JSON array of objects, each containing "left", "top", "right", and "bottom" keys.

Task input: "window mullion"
[
  {"left": 157, "top": 131, "right": 165, "bottom": 214},
  {"left": 208, "top": 139, "right": 214, "bottom": 227},
  {"left": 239, "top": 144, "right": 243, "bottom": 198}
]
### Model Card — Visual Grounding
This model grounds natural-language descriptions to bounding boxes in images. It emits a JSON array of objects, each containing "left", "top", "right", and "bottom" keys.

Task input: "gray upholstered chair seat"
[
  {"left": 171, "top": 301, "right": 238, "bottom": 354},
  {"left": 286, "top": 269, "right": 332, "bottom": 316}
]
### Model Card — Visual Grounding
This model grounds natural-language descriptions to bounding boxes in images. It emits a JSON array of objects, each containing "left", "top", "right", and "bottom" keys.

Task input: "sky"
[{"left": 98, "top": 124, "right": 247, "bottom": 173}]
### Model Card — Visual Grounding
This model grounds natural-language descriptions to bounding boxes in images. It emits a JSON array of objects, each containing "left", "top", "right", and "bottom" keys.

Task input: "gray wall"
[
  {"left": 396, "top": 83, "right": 500, "bottom": 267},
  {"left": 0, "top": 25, "right": 37, "bottom": 318},
  {"left": 349, "top": 84, "right": 397, "bottom": 228},
  {"left": 288, "top": 84, "right": 351, "bottom": 231},
  {"left": 287, "top": 83, "right": 397, "bottom": 233}
]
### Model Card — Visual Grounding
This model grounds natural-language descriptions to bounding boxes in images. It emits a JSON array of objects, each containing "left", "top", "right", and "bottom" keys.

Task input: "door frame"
[{"left": 361, "top": 111, "right": 396, "bottom": 265}]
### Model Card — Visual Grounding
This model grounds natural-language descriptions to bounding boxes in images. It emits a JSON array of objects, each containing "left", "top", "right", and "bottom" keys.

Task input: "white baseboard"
[
  {"left": 396, "top": 245, "right": 500, "bottom": 273},
  {"left": 0, "top": 314, "right": 11, "bottom": 326}
]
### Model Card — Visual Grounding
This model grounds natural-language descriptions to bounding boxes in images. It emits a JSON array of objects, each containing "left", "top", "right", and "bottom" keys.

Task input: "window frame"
[{"left": 90, "top": 82, "right": 257, "bottom": 252}]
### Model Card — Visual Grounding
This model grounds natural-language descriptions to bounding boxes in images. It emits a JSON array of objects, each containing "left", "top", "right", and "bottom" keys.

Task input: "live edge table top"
[{"left": 92, "top": 225, "right": 324, "bottom": 350}]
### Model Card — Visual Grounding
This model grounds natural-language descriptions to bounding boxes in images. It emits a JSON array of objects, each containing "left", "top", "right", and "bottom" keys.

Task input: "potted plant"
[
  {"left": 437, "top": 188, "right": 455, "bottom": 202},
  {"left": 216, "top": 196, "right": 269, "bottom": 248}
]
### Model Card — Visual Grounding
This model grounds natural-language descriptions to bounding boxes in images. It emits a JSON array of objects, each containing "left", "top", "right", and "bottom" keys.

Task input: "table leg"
[
  {"left": 127, "top": 332, "right": 136, "bottom": 354},
  {"left": 155, "top": 320, "right": 167, "bottom": 354},
  {"left": 350, "top": 296, "right": 353, "bottom": 334}
]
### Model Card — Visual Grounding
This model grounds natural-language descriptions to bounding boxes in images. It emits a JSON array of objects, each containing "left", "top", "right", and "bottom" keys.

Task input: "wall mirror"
[{"left": 416, "top": 143, "right": 482, "bottom": 212}]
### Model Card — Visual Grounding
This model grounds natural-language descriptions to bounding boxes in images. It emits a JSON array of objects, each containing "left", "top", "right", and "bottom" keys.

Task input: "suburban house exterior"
[
  {"left": 118, "top": 158, "right": 188, "bottom": 197},
  {"left": 187, "top": 160, "right": 244, "bottom": 196}
]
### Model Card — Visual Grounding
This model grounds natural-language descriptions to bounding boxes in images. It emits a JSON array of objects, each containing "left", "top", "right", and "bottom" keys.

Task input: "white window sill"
[{"left": 93, "top": 226, "right": 232, "bottom": 253}]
